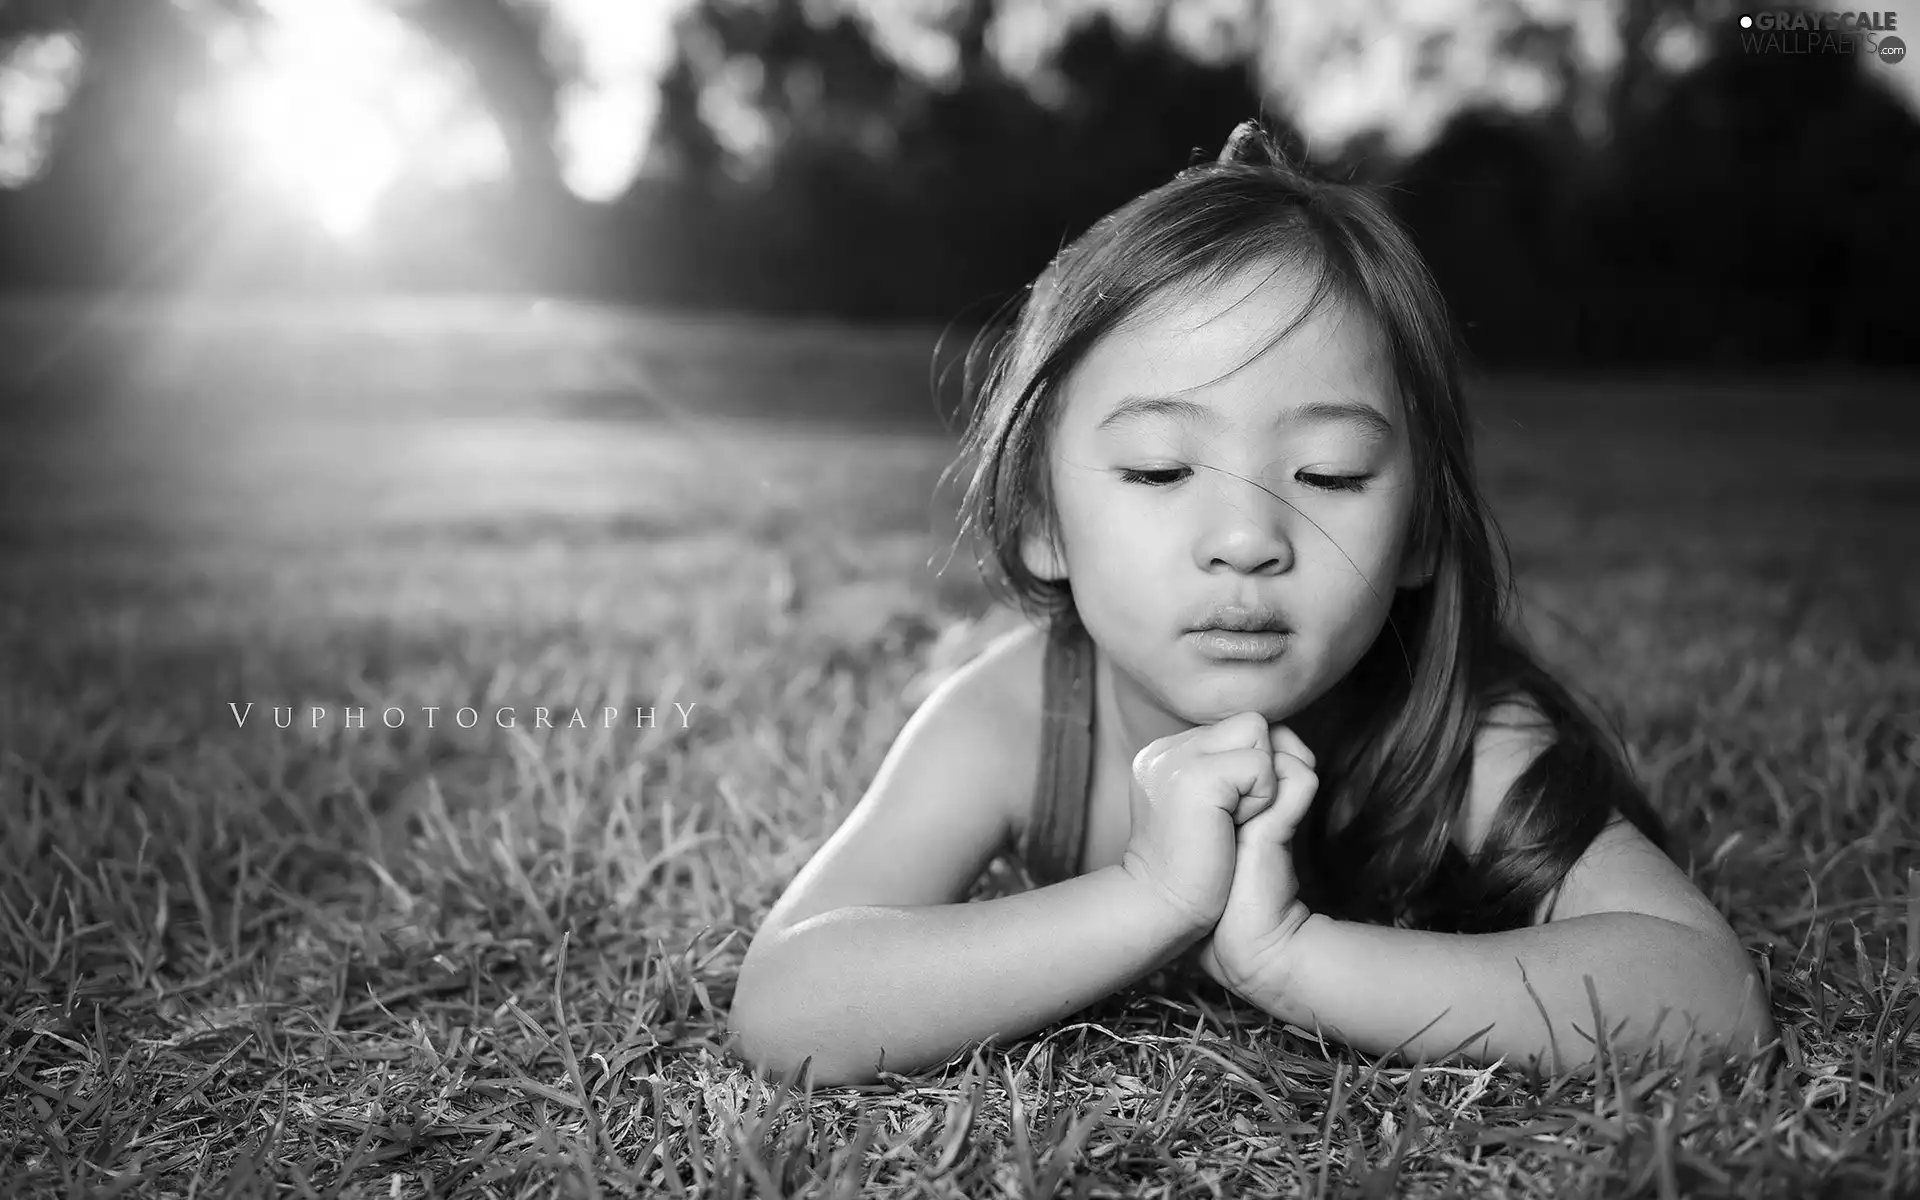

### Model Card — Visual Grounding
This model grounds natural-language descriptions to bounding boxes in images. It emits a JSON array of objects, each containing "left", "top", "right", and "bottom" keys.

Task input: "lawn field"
[{"left": 2, "top": 295, "right": 1917, "bottom": 1197}]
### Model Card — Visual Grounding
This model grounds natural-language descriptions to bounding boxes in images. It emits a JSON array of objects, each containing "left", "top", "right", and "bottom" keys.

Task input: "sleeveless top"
[{"left": 1022, "top": 608, "right": 1098, "bottom": 886}]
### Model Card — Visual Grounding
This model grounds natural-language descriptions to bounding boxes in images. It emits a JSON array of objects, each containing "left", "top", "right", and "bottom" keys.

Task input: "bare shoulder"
[
  {"left": 905, "top": 605, "right": 1046, "bottom": 704},
  {"left": 1453, "top": 693, "right": 1736, "bottom": 940},
  {"left": 744, "top": 613, "right": 1049, "bottom": 950},
  {"left": 886, "top": 617, "right": 1048, "bottom": 841},
  {"left": 928, "top": 616, "right": 1051, "bottom": 840},
  {"left": 971, "top": 615, "right": 1049, "bottom": 683},
  {"left": 1453, "top": 693, "right": 1557, "bottom": 859},
  {"left": 945, "top": 617, "right": 1048, "bottom": 762}
]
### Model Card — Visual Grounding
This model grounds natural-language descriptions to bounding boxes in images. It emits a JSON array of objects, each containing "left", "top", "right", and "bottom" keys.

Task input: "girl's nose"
[{"left": 1194, "top": 478, "right": 1295, "bottom": 575}]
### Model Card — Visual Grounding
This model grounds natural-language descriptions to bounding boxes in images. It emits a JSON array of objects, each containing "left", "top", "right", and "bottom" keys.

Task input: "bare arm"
[
  {"left": 1236, "top": 716, "right": 1777, "bottom": 1069},
  {"left": 728, "top": 622, "right": 1206, "bottom": 1088},
  {"left": 729, "top": 865, "right": 1204, "bottom": 1087},
  {"left": 1238, "top": 910, "right": 1773, "bottom": 1070}
]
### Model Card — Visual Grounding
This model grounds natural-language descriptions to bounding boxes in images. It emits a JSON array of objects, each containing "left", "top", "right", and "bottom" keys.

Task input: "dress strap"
[{"left": 1025, "top": 606, "right": 1096, "bottom": 886}]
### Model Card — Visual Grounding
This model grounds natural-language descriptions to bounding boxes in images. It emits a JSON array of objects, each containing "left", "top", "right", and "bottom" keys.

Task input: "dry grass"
[{"left": 1, "top": 297, "right": 1917, "bottom": 1197}]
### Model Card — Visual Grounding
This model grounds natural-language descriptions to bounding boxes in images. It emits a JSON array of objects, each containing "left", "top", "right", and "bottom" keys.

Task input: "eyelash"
[{"left": 1117, "top": 467, "right": 1372, "bottom": 493}]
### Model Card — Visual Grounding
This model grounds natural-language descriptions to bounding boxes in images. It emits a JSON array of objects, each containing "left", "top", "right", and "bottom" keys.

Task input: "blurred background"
[
  {"left": 0, "top": 0, "right": 1916, "bottom": 713},
  {"left": 0, "top": 0, "right": 1915, "bottom": 365}
]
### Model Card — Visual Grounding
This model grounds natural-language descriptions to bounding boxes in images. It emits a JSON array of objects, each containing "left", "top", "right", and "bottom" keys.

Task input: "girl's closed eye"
[
  {"left": 1297, "top": 472, "right": 1372, "bottom": 493},
  {"left": 1116, "top": 466, "right": 1373, "bottom": 493},
  {"left": 1117, "top": 466, "right": 1190, "bottom": 486}
]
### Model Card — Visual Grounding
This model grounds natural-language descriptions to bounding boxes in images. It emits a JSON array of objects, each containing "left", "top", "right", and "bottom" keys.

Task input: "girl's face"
[{"left": 1026, "top": 261, "right": 1427, "bottom": 738}]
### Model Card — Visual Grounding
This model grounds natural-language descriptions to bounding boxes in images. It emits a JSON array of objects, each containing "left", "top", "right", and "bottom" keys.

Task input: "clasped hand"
[{"left": 1122, "top": 712, "right": 1319, "bottom": 1000}]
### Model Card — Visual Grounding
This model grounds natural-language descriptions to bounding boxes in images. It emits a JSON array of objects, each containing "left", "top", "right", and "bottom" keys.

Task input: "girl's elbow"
[
  {"left": 1690, "top": 1005, "right": 1776, "bottom": 1063},
  {"left": 1673, "top": 925, "right": 1777, "bottom": 1058},
  {"left": 1715, "top": 943, "right": 1777, "bottom": 1056},
  {"left": 1679, "top": 956, "right": 1776, "bottom": 1060},
  {"left": 1619, "top": 937, "right": 1775, "bottom": 1061},
  {"left": 732, "top": 1038, "right": 877, "bottom": 1090},
  {"left": 1738, "top": 1009, "right": 1780, "bottom": 1058},
  {"left": 725, "top": 1004, "right": 874, "bottom": 1089},
  {"left": 726, "top": 954, "right": 787, "bottom": 1069},
  {"left": 728, "top": 953, "right": 882, "bottom": 1087},
  {"left": 726, "top": 996, "right": 800, "bottom": 1082},
  {"left": 1723, "top": 972, "right": 1779, "bottom": 1057}
]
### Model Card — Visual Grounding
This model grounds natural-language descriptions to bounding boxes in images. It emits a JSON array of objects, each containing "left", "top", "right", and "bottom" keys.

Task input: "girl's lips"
[{"left": 1188, "top": 628, "right": 1291, "bottom": 662}]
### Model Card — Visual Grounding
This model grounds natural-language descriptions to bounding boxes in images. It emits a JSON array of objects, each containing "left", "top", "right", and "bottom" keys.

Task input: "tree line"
[{"left": 0, "top": 0, "right": 1914, "bottom": 366}]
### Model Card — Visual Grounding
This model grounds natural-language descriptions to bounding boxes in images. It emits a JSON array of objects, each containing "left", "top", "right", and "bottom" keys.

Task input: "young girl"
[{"left": 727, "top": 120, "right": 1776, "bottom": 1089}]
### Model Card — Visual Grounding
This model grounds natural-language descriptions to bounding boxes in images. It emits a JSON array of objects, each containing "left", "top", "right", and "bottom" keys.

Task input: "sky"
[{"left": 0, "top": 0, "right": 1914, "bottom": 228}]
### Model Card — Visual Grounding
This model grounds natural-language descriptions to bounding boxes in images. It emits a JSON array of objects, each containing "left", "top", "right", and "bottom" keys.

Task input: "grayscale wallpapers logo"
[{"left": 1736, "top": 9, "right": 1904, "bottom": 60}]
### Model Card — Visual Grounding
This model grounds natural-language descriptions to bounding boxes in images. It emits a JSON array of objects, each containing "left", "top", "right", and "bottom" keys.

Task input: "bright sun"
[{"left": 216, "top": 0, "right": 505, "bottom": 239}]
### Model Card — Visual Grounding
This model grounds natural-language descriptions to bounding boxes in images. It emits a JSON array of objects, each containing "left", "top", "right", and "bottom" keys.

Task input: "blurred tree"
[
  {"left": 646, "top": 31, "right": 724, "bottom": 188},
  {"left": 0, "top": 0, "right": 228, "bottom": 286},
  {"left": 682, "top": 0, "right": 913, "bottom": 162},
  {"left": 399, "top": 0, "right": 563, "bottom": 201},
  {"left": 885, "top": 0, "right": 1078, "bottom": 320},
  {"left": 392, "top": 0, "right": 599, "bottom": 286},
  {"left": 1393, "top": 109, "right": 1569, "bottom": 364},
  {"left": 604, "top": 0, "right": 912, "bottom": 311},
  {"left": 0, "top": 0, "right": 1913, "bottom": 364},
  {"left": 0, "top": 0, "right": 71, "bottom": 41},
  {"left": 900, "top": 4, "right": 1286, "bottom": 317},
  {"left": 1049, "top": 7, "right": 1275, "bottom": 207},
  {"left": 1592, "top": 18, "right": 1920, "bottom": 363},
  {"left": 1395, "top": 0, "right": 1919, "bottom": 364},
  {"left": 629, "top": 0, "right": 1292, "bottom": 318}
]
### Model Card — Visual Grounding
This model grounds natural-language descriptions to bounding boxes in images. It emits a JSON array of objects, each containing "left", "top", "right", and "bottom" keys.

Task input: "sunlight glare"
[
  {"left": 222, "top": 0, "right": 502, "bottom": 239},
  {"left": 231, "top": 72, "right": 398, "bottom": 238},
  {"left": 543, "top": 0, "right": 691, "bottom": 200}
]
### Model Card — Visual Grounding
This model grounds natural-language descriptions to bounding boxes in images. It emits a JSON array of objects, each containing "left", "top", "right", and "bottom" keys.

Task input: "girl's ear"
[{"left": 1019, "top": 518, "right": 1069, "bottom": 581}]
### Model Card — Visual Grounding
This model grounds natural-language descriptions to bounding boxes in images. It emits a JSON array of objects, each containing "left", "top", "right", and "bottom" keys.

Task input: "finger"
[
  {"left": 1189, "top": 711, "right": 1273, "bottom": 754},
  {"left": 1268, "top": 724, "right": 1317, "bottom": 770},
  {"left": 1233, "top": 785, "right": 1276, "bottom": 825},
  {"left": 1209, "top": 745, "right": 1277, "bottom": 820},
  {"left": 1235, "top": 797, "right": 1304, "bottom": 864},
  {"left": 1259, "top": 754, "right": 1319, "bottom": 831},
  {"left": 1240, "top": 777, "right": 1296, "bottom": 832},
  {"left": 1272, "top": 749, "right": 1315, "bottom": 787}
]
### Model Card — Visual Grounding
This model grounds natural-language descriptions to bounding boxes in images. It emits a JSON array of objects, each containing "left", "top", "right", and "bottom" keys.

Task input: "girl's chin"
[
  {"left": 1163, "top": 683, "right": 1306, "bottom": 727},
  {"left": 1112, "top": 654, "right": 1317, "bottom": 728}
]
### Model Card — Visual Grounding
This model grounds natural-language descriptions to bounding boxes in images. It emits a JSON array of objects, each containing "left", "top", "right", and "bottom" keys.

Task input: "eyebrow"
[{"left": 1095, "top": 395, "right": 1394, "bottom": 440}]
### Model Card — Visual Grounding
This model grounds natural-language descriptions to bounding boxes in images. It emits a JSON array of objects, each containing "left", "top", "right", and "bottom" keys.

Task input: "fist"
[{"left": 1120, "top": 711, "right": 1282, "bottom": 929}]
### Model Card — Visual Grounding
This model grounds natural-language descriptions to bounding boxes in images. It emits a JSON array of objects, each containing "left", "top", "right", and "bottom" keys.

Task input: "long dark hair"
[{"left": 940, "top": 119, "right": 1668, "bottom": 933}]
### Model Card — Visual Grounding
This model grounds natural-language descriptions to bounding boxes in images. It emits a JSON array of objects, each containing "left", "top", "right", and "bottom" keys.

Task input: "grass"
[{"left": 1, "top": 295, "right": 1918, "bottom": 1197}]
